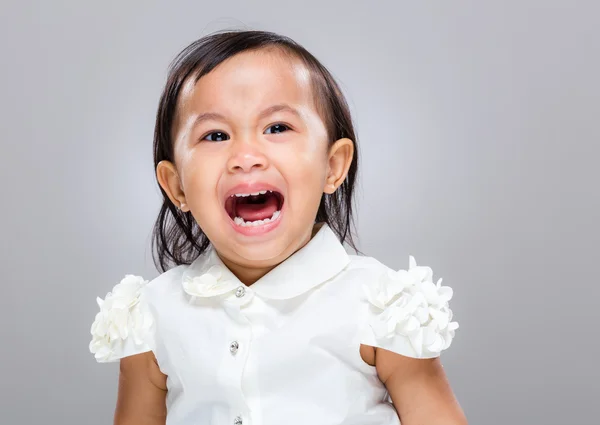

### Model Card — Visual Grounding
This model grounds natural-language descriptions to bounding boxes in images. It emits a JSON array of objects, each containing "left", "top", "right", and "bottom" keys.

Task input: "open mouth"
[{"left": 224, "top": 190, "right": 284, "bottom": 227}]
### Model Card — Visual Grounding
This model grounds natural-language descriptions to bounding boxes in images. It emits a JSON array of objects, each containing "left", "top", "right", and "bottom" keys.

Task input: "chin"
[
  {"left": 199, "top": 192, "right": 315, "bottom": 265},
  {"left": 212, "top": 223, "right": 301, "bottom": 268}
]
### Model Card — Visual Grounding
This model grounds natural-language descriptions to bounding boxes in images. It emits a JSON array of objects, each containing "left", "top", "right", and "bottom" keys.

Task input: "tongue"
[{"left": 236, "top": 195, "right": 279, "bottom": 222}]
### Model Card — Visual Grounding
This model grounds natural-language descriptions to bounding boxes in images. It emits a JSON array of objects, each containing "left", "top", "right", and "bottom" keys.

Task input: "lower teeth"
[{"left": 234, "top": 210, "right": 281, "bottom": 227}]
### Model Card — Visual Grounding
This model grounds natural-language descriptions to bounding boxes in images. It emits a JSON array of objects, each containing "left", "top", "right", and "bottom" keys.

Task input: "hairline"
[{"left": 169, "top": 45, "right": 336, "bottom": 152}]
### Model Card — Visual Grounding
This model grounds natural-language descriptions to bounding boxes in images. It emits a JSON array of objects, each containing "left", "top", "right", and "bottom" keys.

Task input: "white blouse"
[{"left": 89, "top": 224, "right": 458, "bottom": 425}]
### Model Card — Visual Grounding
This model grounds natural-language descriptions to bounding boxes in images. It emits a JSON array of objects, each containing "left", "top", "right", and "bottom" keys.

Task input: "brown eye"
[
  {"left": 264, "top": 124, "right": 290, "bottom": 134},
  {"left": 202, "top": 131, "right": 230, "bottom": 142}
]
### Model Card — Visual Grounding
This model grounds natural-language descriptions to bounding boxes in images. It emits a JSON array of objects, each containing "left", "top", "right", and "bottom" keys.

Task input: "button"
[
  {"left": 235, "top": 286, "right": 246, "bottom": 298},
  {"left": 229, "top": 341, "right": 239, "bottom": 355},
  {"left": 234, "top": 416, "right": 243, "bottom": 425}
]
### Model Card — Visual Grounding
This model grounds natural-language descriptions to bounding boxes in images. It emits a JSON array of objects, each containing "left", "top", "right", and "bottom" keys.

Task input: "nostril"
[
  {"left": 230, "top": 163, "right": 266, "bottom": 173},
  {"left": 227, "top": 150, "right": 269, "bottom": 173}
]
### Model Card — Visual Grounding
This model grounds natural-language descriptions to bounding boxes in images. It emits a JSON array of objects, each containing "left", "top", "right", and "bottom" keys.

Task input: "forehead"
[{"left": 177, "top": 49, "right": 315, "bottom": 118}]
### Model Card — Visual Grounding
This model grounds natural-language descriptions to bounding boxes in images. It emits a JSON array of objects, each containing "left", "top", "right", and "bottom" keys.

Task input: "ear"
[
  {"left": 324, "top": 138, "right": 354, "bottom": 194},
  {"left": 156, "top": 160, "right": 189, "bottom": 211}
]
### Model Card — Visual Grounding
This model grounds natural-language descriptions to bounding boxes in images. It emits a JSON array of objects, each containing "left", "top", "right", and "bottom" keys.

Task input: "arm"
[
  {"left": 375, "top": 347, "right": 467, "bottom": 425},
  {"left": 114, "top": 351, "right": 168, "bottom": 425}
]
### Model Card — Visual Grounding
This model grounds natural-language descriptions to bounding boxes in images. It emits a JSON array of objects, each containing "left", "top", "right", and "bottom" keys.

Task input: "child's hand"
[
  {"left": 374, "top": 347, "right": 468, "bottom": 424},
  {"left": 114, "top": 351, "right": 167, "bottom": 425}
]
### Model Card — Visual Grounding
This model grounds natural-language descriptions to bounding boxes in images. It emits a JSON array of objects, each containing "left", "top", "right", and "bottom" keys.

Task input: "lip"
[
  {"left": 223, "top": 181, "right": 286, "bottom": 200},
  {"left": 222, "top": 181, "right": 286, "bottom": 237}
]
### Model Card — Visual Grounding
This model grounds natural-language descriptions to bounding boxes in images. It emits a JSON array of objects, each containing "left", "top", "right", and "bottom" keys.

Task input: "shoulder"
[
  {"left": 332, "top": 254, "right": 397, "bottom": 301},
  {"left": 341, "top": 253, "right": 407, "bottom": 296},
  {"left": 88, "top": 264, "right": 189, "bottom": 363},
  {"left": 143, "top": 264, "right": 188, "bottom": 301},
  {"left": 343, "top": 253, "right": 392, "bottom": 280}
]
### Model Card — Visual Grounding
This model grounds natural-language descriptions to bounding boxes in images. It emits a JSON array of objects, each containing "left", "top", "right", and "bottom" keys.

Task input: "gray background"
[{"left": 1, "top": 1, "right": 598, "bottom": 424}]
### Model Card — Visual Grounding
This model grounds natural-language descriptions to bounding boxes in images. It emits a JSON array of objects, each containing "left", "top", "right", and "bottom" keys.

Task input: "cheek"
[
  {"left": 280, "top": 142, "right": 329, "bottom": 191},
  {"left": 179, "top": 151, "right": 221, "bottom": 202}
]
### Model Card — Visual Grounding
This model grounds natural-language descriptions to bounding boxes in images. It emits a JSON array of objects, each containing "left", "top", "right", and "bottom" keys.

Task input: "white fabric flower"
[
  {"left": 182, "top": 265, "right": 237, "bottom": 300},
  {"left": 363, "top": 268, "right": 412, "bottom": 309},
  {"left": 365, "top": 256, "right": 459, "bottom": 357},
  {"left": 89, "top": 275, "right": 153, "bottom": 362}
]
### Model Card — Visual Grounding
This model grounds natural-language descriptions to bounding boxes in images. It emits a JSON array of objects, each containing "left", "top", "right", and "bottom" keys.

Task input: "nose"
[{"left": 226, "top": 140, "right": 269, "bottom": 174}]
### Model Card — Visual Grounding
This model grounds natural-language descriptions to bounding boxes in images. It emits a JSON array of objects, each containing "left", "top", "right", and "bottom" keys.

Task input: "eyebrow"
[
  {"left": 258, "top": 104, "right": 302, "bottom": 120},
  {"left": 192, "top": 103, "right": 302, "bottom": 128}
]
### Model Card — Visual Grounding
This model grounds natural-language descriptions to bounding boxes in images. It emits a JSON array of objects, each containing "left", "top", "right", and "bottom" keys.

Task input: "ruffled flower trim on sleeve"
[
  {"left": 89, "top": 275, "right": 154, "bottom": 363},
  {"left": 363, "top": 256, "right": 459, "bottom": 358}
]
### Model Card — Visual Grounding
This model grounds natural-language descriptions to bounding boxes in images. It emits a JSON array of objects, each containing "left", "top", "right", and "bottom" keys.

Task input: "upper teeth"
[{"left": 232, "top": 190, "right": 270, "bottom": 197}]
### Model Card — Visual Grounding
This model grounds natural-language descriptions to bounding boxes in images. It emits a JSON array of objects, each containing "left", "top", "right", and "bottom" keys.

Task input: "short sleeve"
[
  {"left": 359, "top": 256, "right": 459, "bottom": 359},
  {"left": 89, "top": 274, "right": 155, "bottom": 363}
]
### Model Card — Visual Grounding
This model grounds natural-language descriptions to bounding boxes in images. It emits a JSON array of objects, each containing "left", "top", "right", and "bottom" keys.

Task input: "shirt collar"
[{"left": 181, "top": 223, "right": 350, "bottom": 300}]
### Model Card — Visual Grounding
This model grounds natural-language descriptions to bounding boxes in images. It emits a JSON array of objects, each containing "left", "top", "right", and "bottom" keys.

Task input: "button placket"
[
  {"left": 225, "top": 294, "right": 254, "bottom": 425},
  {"left": 223, "top": 284, "right": 255, "bottom": 425},
  {"left": 229, "top": 340, "right": 239, "bottom": 355},
  {"left": 226, "top": 329, "right": 250, "bottom": 425},
  {"left": 235, "top": 285, "right": 246, "bottom": 298},
  {"left": 225, "top": 285, "right": 254, "bottom": 311}
]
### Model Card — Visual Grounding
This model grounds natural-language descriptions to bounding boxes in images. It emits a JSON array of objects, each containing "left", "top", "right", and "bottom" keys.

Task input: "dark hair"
[{"left": 151, "top": 30, "right": 360, "bottom": 273}]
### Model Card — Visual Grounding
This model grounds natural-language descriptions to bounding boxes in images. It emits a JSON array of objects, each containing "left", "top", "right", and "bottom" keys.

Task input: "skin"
[
  {"left": 114, "top": 48, "right": 467, "bottom": 425},
  {"left": 157, "top": 49, "right": 350, "bottom": 284}
]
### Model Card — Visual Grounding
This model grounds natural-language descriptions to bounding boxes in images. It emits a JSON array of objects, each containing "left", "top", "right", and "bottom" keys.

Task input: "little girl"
[{"left": 89, "top": 30, "right": 467, "bottom": 425}]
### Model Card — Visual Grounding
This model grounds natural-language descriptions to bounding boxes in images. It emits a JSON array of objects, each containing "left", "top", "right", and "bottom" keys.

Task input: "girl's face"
[{"left": 157, "top": 49, "right": 352, "bottom": 276}]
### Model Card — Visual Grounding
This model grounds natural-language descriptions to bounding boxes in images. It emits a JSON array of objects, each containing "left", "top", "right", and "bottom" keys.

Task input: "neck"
[
  {"left": 220, "top": 259, "right": 275, "bottom": 286},
  {"left": 216, "top": 223, "right": 322, "bottom": 285}
]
